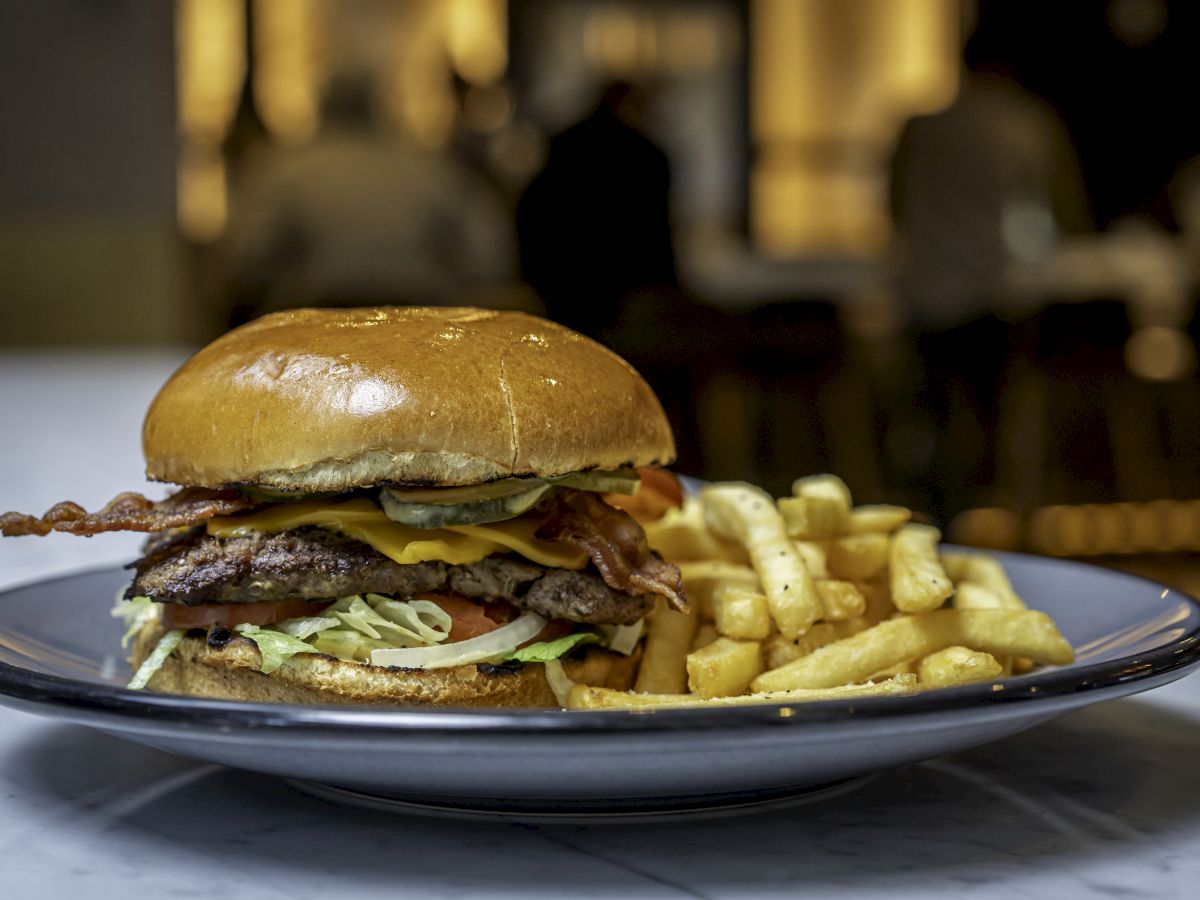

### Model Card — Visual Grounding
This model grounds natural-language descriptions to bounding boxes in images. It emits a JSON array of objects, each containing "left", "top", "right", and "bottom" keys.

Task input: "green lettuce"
[
  {"left": 234, "top": 624, "right": 320, "bottom": 674},
  {"left": 503, "top": 631, "right": 600, "bottom": 663},
  {"left": 112, "top": 593, "right": 158, "bottom": 649},
  {"left": 127, "top": 629, "right": 184, "bottom": 690}
]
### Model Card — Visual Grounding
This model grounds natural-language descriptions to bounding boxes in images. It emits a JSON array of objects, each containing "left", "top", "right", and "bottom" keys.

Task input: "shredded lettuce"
[
  {"left": 127, "top": 629, "right": 184, "bottom": 690},
  {"left": 233, "top": 624, "right": 320, "bottom": 674},
  {"left": 503, "top": 632, "right": 601, "bottom": 663},
  {"left": 112, "top": 593, "right": 159, "bottom": 649}
]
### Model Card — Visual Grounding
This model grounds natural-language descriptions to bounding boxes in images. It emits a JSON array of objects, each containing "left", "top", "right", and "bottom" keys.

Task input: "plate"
[{"left": 0, "top": 555, "right": 1197, "bottom": 818}]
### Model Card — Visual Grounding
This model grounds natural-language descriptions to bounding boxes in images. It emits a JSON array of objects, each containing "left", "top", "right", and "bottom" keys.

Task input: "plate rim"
[{"left": 1, "top": 554, "right": 1198, "bottom": 735}]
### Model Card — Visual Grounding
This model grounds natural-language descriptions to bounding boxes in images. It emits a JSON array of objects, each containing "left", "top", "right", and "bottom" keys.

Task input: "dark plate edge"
[{"left": 0, "top": 556, "right": 1198, "bottom": 736}]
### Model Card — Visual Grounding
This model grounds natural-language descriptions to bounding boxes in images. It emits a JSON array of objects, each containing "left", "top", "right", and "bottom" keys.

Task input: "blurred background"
[{"left": 1, "top": 0, "right": 1198, "bottom": 593}]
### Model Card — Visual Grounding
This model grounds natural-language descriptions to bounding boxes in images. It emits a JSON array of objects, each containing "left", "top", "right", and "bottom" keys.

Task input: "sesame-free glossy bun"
[{"left": 143, "top": 307, "right": 675, "bottom": 491}]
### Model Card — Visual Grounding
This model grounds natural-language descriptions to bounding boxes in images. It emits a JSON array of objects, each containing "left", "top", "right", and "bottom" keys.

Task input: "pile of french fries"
[{"left": 566, "top": 475, "right": 1074, "bottom": 710}]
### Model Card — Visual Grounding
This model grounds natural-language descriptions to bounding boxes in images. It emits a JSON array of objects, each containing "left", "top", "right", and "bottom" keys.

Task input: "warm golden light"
[
  {"left": 750, "top": 0, "right": 959, "bottom": 256},
  {"left": 176, "top": 0, "right": 245, "bottom": 241},
  {"left": 446, "top": 0, "right": 507, "bottom": 85},
  {"left": 253, "top": 0, "right": 322, "bottom": 144}
]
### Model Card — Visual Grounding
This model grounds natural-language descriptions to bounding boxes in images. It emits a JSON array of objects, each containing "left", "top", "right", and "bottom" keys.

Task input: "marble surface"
[{"left": 3, "top": 350, "right": 1200, "bottom": 899}]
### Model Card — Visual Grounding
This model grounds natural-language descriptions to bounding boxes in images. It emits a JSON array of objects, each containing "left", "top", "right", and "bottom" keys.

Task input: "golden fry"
[
  {"left": 703, "top": 484, "right": 821, "bottom": 639},
  {"left": 751, "top": 608, "right": 1074, "bottom": 692},
  {"left": 676, "top": 560, "right": 760, "bottom": 619},
  {"left": 890, "top": 524, "right": 955, "bottom": 613},
  {"left": 792, "top": 540, "right": 830, "bottom": 579},
  {"left": 634, "top": 597, "right": 698, "bottom": 694},
  {"left": 712, "top": 584, "right": 772, "bottom": 640},
  {"left": 815, "top": 579, "right": 867, "bottom": 621},
  {"left": 827, "top": 533, "right": 890, "bottom": 581},
  {"left": 780, "top": 474, "right": 853, "bottom": 539},
  {"left": 687, "top": 637, "right": 763, "bottom": 698},
  {"left": 847, "top": 505, "right": 912, "bottom": 534},
  {"left": 918, "top": 645, "right": 1004, "bottom": 688},
  {"left": 568, "top": 674, "right": 919, "bottom": 710},
  {"left": 644, "top": 497, "right": 751, "bottom": 564}
]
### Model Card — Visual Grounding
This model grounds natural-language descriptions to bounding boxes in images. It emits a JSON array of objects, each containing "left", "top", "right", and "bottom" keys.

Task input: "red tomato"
[
  {"left": 161, "top": 598, "right": 332, "bottom": 629},
  {"left": 605, "top": 467, "right": 684, "bottom": 523},
  {"left": 418, "top": 592, "right": 509, "bottom": 642}
]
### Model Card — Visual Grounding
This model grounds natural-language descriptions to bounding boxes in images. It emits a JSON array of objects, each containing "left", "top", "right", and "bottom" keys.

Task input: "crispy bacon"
[
  {"left": 0, "top": 487, "right": 260, "bottom": 538},
  {"left": 536, "top": 490, "right": 688, "bottom": 613}
]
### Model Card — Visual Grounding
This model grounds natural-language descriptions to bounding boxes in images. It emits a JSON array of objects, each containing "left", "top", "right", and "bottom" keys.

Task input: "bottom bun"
[{"left": 130, "top": 622, "right": 639, "bottom": 708}]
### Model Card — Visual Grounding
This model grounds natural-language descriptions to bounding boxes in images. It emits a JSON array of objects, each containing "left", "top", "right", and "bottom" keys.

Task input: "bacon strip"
[
  {"left": 536, "top": 490, "right": 688, "bottom": 613},
  {"left": 0, "top": 487, "right": 260, "bottom": 537}
]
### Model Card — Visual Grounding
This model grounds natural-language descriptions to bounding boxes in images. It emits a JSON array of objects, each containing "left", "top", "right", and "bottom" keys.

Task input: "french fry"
[
  {"left": 687, "top": 637, "right": 763, "bottom": 697},
  {"left": 644, "top": 497, "right": 751, "bottom": 564},
  {"left": 952, "top": 581, "right": 1004, "bottom": 610},
  {"left": 941, "top": 552, "right": 1026, "bottom": 609},
  {"left": 847, "top": 504, "right": 912, "bottom": 534},
  {"left": 890, "top": 524, "right": 955, "bottom": 613},
  {"left": 779, "top": 474, "right": 852, "bottom": 539},
  {"left": 568, "top": 674, "right": 920, "bottom": 710},
  {"left": 690, "top": 622, "right": 720, "bottom": 652},
  {"left": 703, "top": 484, "right": 821, "bottom": 639},
  {"left": 712, "top": 584, "right": 772, "bottom": 640},
  {"left": 676, "top": 560, "right": 760, "bottom": 619},
  {"left": 634, "top": 598, "right": 698, "bottom": 694},
  {"left": 827, "top": 533, "right": 890, "bottom": 581},
  {"left": 751, "top": 608, "right": 1074, "bottom": 692},
  {"left": 815, "top": 579, "right": 867, "bottom": 621},
  {"left": 792, "top": 540, "right": 830, "bottom": 578},
  {"left": 918, "top": 645, "right": 1004, "bottom": 688}
]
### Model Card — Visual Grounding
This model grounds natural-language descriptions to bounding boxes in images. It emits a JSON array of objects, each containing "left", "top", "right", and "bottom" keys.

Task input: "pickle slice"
[{"left": 379, "top": 483, "right": 554, "bottom": 528}]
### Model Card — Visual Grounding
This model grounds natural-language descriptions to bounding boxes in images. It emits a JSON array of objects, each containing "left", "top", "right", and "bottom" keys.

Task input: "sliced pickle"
[
  {"left": 379, "top": 483, "right": 554, "bottom": 528},
  {"left": 551, "top": 469, "right": 640, "bottom": 495},
  {"left": 381, "top": 477, "right": 544, "bottom": 505}
]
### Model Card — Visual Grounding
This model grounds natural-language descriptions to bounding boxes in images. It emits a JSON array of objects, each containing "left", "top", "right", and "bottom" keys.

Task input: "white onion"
[
  {"left": 543, "top": 659, "right": 576, "bottom": 707},
  {"left": 369, "top": 612, "right": 548, "bottom": 669},
  {"left": 599, "top": 620, "right": 644, "bottom": 656}
]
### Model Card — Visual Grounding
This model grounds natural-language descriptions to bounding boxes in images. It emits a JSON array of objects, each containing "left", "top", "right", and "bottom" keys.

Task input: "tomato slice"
[
  {"left": 418, "top": 592, "right": 510, "bottom": 642},
  {"left": 161, "top": 598, "right": 332, "bottom": 630},
  {"left": 604, "top": 467, "right": 684, "bottom": 523}
]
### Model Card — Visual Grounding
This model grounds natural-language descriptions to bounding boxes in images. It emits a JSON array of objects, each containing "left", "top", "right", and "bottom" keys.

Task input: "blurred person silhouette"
[
  {"left": 517, "top": 80, "right": 678, "bottom": 341},
  {"left": 887, "top": 26, "right": 1090, "bottom": 522},
  {"left": 518, "top": 80, "right": 711, "bottom": 473},
  {"left": 224, "top": 70, "right": 517, "bottom": 326}
]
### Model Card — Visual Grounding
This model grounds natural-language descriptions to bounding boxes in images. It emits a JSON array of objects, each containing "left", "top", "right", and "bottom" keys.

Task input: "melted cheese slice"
[{"left": 206, "top": 499, "right": 588, "bottom": 569}]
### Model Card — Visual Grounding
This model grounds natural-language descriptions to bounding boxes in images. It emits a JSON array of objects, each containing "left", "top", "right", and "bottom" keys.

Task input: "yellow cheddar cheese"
[{"left": 206, "top": 499, "right": 588, "bottom": 569}]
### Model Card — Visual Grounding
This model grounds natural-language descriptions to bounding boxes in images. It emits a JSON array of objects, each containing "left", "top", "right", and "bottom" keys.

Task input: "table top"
[{"left": 2, "top": 349, "right": 1199, "bottom": 899}]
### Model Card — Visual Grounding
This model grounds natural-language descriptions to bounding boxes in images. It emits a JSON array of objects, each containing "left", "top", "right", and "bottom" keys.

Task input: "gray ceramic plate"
[{"left": 0, "top": 555, "right": 1197, "bottom": 818}]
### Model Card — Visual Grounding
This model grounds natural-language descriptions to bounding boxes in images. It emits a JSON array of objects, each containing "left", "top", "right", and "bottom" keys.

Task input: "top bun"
[{"left": 143, "top": 307, "right": 676, "bottom": 492}]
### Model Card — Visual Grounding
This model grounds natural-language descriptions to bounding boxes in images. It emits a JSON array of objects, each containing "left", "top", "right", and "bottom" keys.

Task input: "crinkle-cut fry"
[
  {"left": 676, "top": 560, "right": 760, "bottom": 618},
  {"left": 687, "top": 637, "right": 763, "bottom": 698},
  {"left": 751, "top": 608, "right": 1074, "bottom": 692},
  {"left": 712, "top": 584, "right": 772, "bottom": 640},
  {"left": 568, "top": 674, "right": 920, "bottom": 710},
  {"left": 918, "top": 645, "right": 1004, "bottom": 688},
  {"left": 827, "top": 533, "right": 890, "bottom": 581},
  {"left": 634, "top": 597, "right": 698, "bottom": 694},
  {"left": 792, "top": 540, "right": 829, "bottom": 578},
  {"left": 847, "top": 505, "right": 912, "bottom": 534},
  {"left": 703, "top": 484, "right": 821, "bottom": 639},
  {"left": 890, "top": 524, "right": 955, "bottom": 613},
  {"left": 644, "top": 497, "right": 751, "bottom": 564},
  {"left": 815, "top": 579, "right": 867, "bottom": 621}
]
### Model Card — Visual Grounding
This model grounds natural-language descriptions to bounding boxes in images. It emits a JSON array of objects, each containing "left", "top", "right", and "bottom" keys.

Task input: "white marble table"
[{"left": 2, "top": 350, "right": 1200, "bottom": 899}]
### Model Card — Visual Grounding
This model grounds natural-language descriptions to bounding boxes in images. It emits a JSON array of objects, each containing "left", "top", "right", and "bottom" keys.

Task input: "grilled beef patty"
[{"left": 128, "top": 527, "right": 652, "bottom": 625}]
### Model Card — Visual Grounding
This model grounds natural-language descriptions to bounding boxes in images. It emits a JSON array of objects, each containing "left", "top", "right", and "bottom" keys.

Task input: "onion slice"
[{"left": 370, "top": 612, "right": 547, "bottom": 669}]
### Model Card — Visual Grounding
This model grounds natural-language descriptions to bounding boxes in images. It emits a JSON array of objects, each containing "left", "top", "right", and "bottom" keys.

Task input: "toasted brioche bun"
[
  {"left": 143, "top": 307, "right": 675, "bottom": 492},
  {"left": 130, "top": 622, "right": 639, "bottom": 708}
]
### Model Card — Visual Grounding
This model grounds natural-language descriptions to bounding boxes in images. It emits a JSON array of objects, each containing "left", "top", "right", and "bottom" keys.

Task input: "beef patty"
[{"left": 128, "top": 527, "right": 653, "bottom": 625}]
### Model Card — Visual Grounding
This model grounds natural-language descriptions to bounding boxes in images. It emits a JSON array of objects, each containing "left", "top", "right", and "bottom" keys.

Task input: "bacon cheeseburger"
[{"left": 1, "top": 307, "right": 686, "bottom": 707}]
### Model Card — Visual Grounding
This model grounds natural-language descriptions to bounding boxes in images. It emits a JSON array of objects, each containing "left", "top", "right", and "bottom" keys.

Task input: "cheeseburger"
[{"left": 0, "top": 307, "right": 686, "bottom": 707}]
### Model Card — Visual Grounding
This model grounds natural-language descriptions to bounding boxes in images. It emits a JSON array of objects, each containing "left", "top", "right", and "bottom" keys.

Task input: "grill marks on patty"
[{"left": 128, "top": 527, "right": 653, "bottom": 626}]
